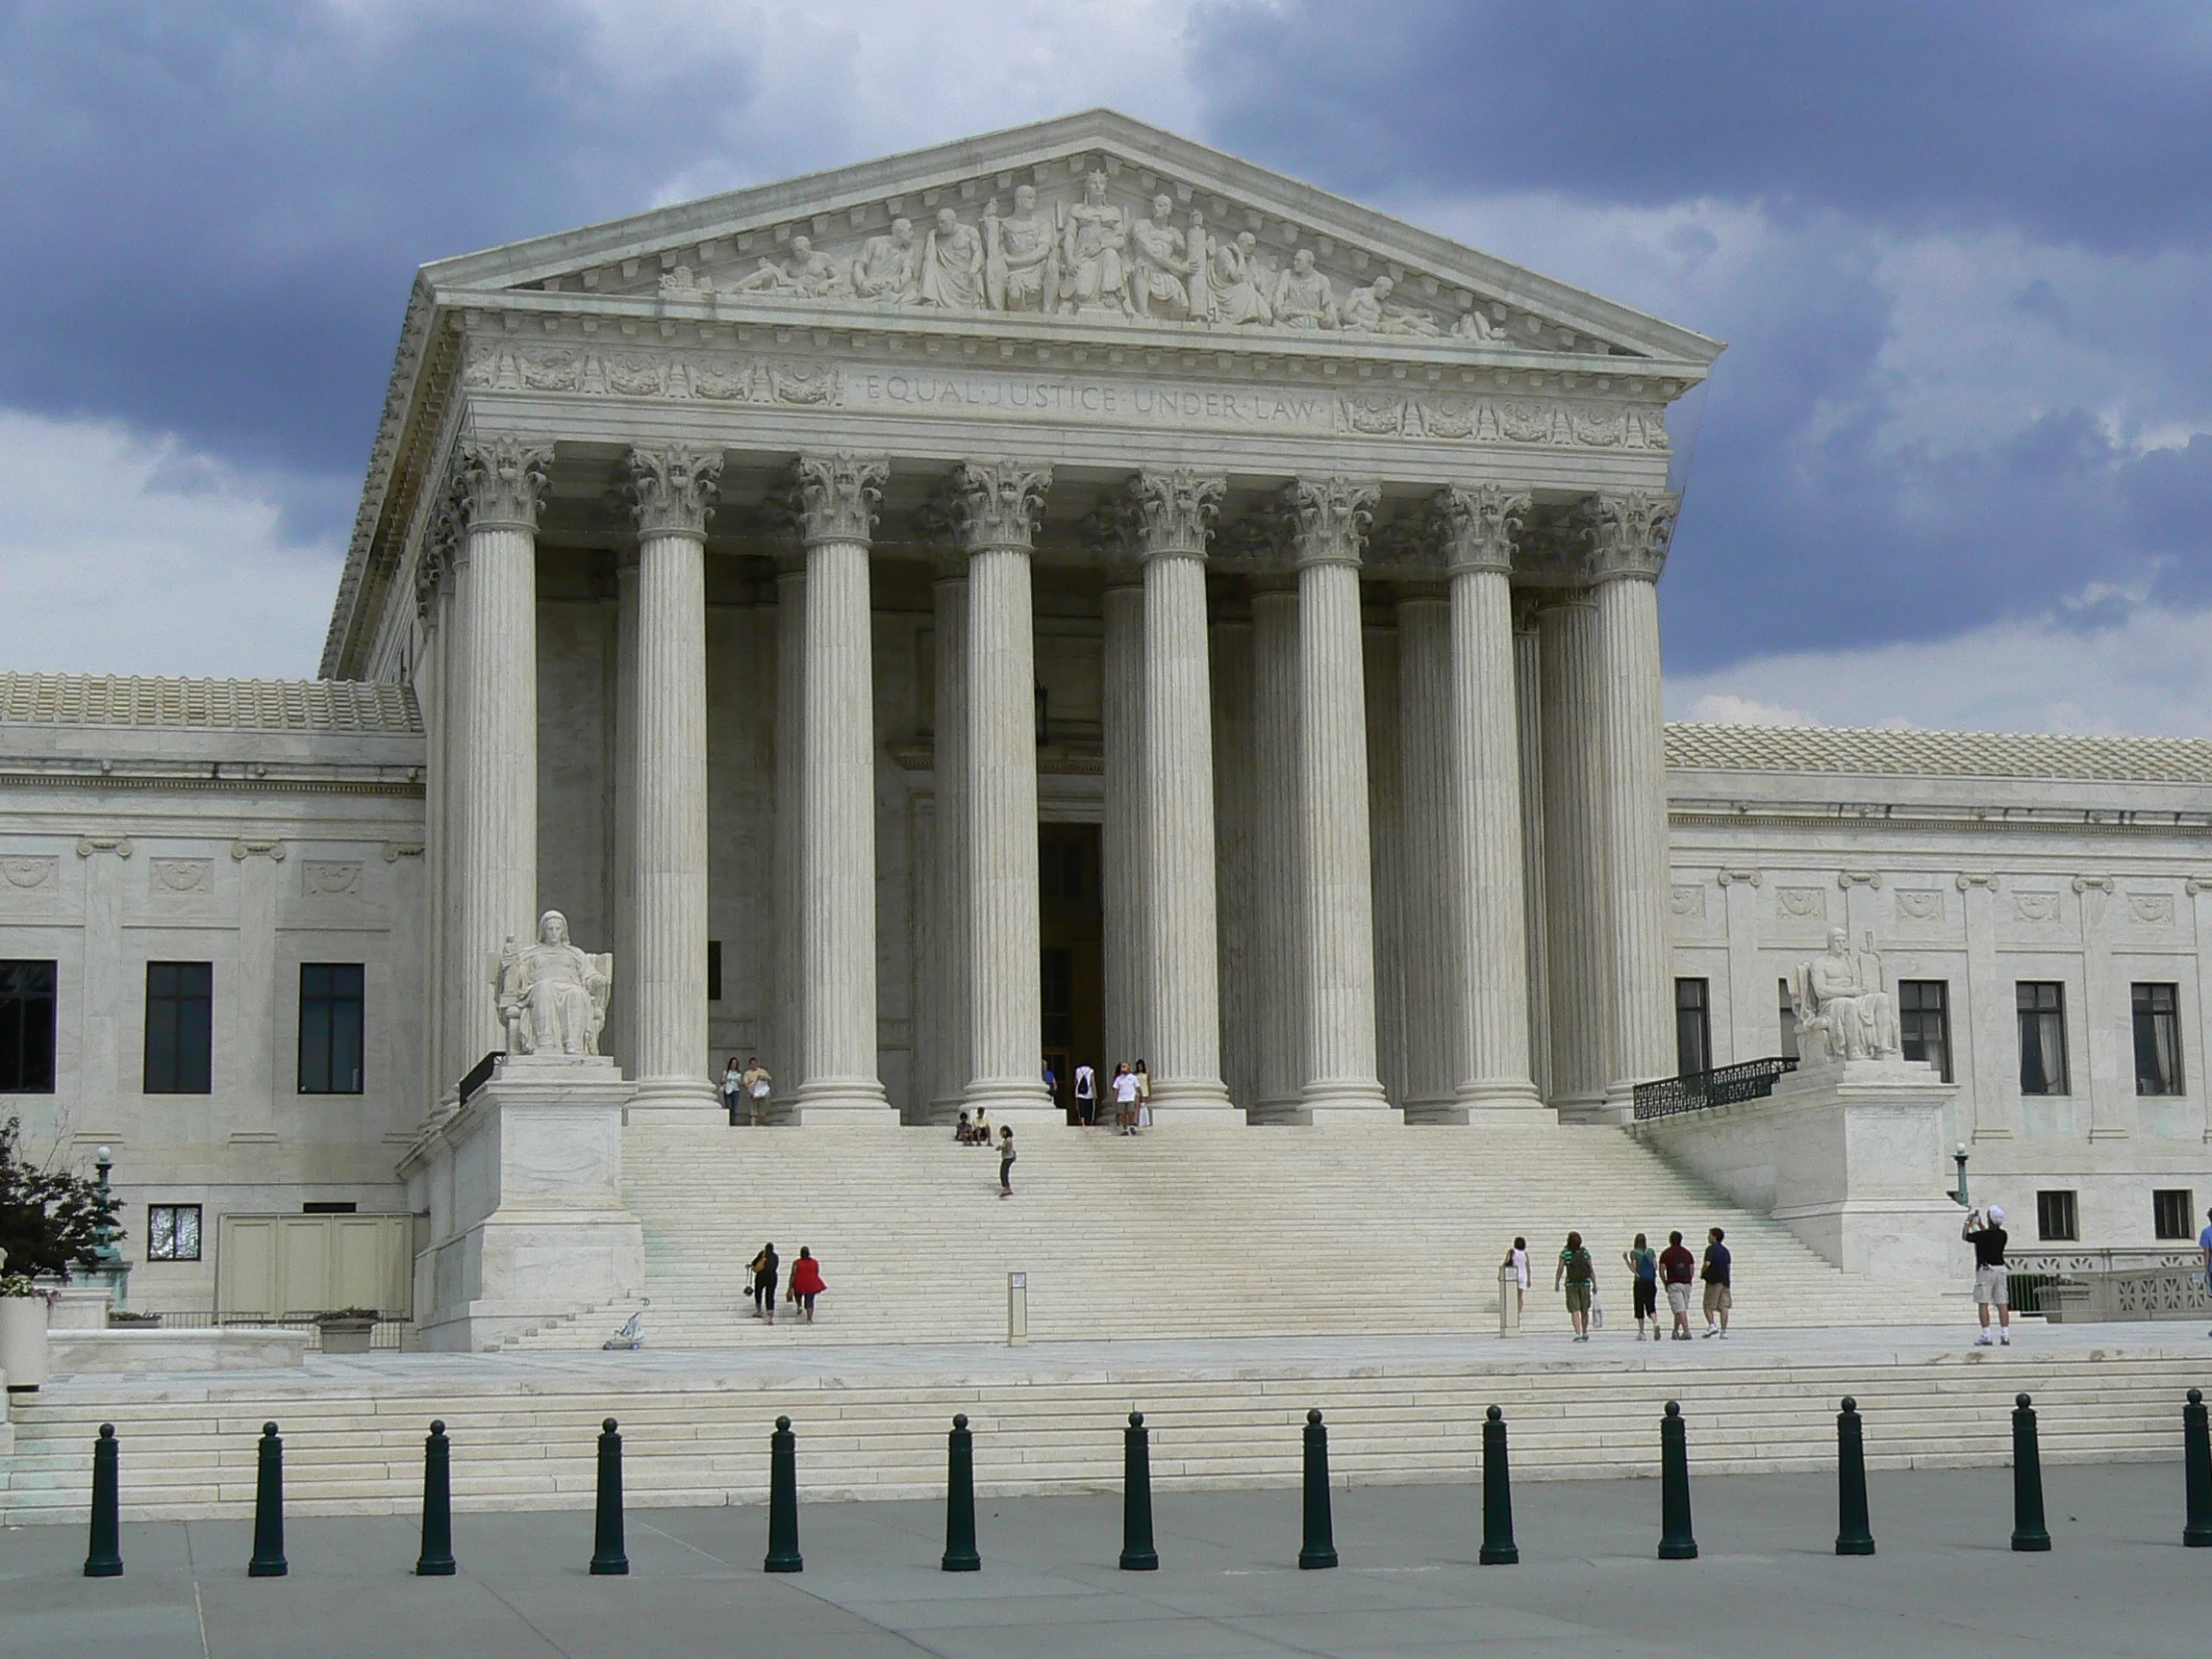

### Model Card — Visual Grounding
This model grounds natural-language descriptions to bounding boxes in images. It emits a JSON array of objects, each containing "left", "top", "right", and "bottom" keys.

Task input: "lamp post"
[
  {"left": 88, "top": 1146, "right": 128, "bottom": 1306},
  {"left": 1951, "top": 1142, "right": 1969, "bottom": 1208}
]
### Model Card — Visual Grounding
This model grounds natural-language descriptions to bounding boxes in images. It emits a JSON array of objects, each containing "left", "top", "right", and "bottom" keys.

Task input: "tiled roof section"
[
  {"left": 1666, "top": 722, "right": 2212, "bottom": 784},
  {"left": 0, "top": 674, "right": 421, "bottom": 735}
]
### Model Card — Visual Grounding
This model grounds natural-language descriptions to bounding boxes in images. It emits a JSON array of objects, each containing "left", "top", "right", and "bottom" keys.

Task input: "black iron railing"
[{"left": 1633, "top": 1055, "right": 1799, "bottom": 1121}]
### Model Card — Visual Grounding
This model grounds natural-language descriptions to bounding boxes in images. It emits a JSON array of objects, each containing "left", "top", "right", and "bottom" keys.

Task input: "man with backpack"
[{"left": 1553, "top": 1231, "right": 1597, "bottom": 1342}]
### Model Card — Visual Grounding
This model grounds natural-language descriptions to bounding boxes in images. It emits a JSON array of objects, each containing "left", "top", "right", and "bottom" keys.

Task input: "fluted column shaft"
[
  {"left": 1538, "top": 596, "right": 1611, "bottom": 1115},
  {"left": 771, "top": 562, "right": 805, "bottom": 1102},
  {"left": 1394, "top": 594, "right": 1454, "bottom": 1113},
  {"left": 928, "top": 567, "right": 971, "bottom": 1118},
  {"left": 1513, "top": 605, "right": 1552, "bottom": 1104},
  {"left": 1101, "top": 575, "right": 1148, "bottom": 1069},
  {"left": 1251, "top": 587, "right": 1304, "bottom": 1116},
  {"left": 793, "top": 455, "right": 893, "bottom": 1118},
  {"left": 608, "top": 556, "right": 641, "bottom": 1075}
]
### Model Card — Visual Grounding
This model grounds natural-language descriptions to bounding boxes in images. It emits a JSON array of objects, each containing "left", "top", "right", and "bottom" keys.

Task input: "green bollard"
[
  {"left": 941, "top": 1413, "right": 981, "bottom": 1572},
  {"left": 1299, "top": 1408, "right": 1338, "bottom": 1570},
  {"left": 2184, "top": 1389, "right": 2212, "bottom": 1548},
  {"left": 416, "top": 1419, "right": 456, "bottom": 1577},
  {"left": 83, "top": 1423, "right": 122, "bottom": 1578},
  {"left": 764, "top": 1415, "right": 804, "bottom": 1573},
  {"left": 589, "top": 1417, "right": 629, "bottom": 1575},
  {"left": 1119, "top": 1410, "right": 1158, "bottom": 1571},
  {"left": 1478, "top": 1405, "right": 1518, "bottom": 1565},
  {"left": 248, "top": 1422, "right": 287, "bottom": 1577},
  {"left": 1657, "top": 1401, "right": 1698, "bottom": 1561},
  {"left": 1835, "top": 1396, "right": 1876, "bottom": 1556},
  {"left": 2010, "top": 1392, "right": 2051, "bottom": 1552}
]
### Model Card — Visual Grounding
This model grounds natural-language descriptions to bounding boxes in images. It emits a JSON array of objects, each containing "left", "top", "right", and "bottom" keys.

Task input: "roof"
[
  {"left": 0, "top": 674, "right": 421, "bottom": 736},
  {"left": 1665, "top": 722, "right": 2212, "bottom": 785}
]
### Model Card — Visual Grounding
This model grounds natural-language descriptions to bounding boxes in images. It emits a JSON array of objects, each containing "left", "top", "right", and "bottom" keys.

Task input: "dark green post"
[
  {"left": 941, "top": 1413, "right": 981, "bottom": 1572},
  {"left": 2010, "top": 1392, "right": 2051, "bottom": 1552},
  {"left": 2183, "top": 1388, "right": 2212, "bottom": 1547},
  {"left": 764, "top": 1415, "right": 804, "bottom": 1573},
  {"left": 415, "top": 1419, "right": 455, "bottom": 1577},
  {"left": 1657, "top": 1401, "right": 1698, "bottom": 1561},
  {"left": 1835, "top": 1396, "right": 1875, "bottom": 1556},
  {"left": 83, "top": 1423, "right": 122, "bottom": 1578},
  {"left": 589, "top": 1417, "right": 629, "bottom": 1575},
  {"left": 248, "top": 1422, "right": 287, "bottom": 1577},
  {"left": 1299, "top": 1408, "right": 1338, "bottom": 1569},
  {"left": 1478, "top": 1405, "right": 1518, "bottom": 1565},
  {"left": 1119, "top": 1411, "right": 1158, "bottom": 1571}
]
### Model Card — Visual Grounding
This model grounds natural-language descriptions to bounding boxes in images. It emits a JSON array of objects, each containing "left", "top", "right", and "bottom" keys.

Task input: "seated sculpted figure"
[
  {"left": 729, "top": 236, "right": 846, "bottom": 299},
  {"left": 851, "top": 218, "right": 920, "bottom": 300},
  {"left": 1791, "top": 927, "right": 1903, "bottom": 1064},
  {"left": 1341, "top": 275, "right": 1442, "bottom": 336},
  {"left": 494, "top": 909, "right": 613, "bottom": 1057},
  {"left": 1271, "top": 248, "right": 1339, "bottom": 329}
]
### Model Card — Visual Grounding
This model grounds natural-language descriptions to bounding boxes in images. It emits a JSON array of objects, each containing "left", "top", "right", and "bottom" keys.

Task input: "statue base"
[{"left": 400, "top": 1056, "right": 643, "bottom": 1352}]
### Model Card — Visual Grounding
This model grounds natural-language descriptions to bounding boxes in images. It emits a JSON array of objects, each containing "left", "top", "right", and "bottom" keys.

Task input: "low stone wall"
[{"left": 48, "top": 1327, "right": 309, "bottom": 1376}]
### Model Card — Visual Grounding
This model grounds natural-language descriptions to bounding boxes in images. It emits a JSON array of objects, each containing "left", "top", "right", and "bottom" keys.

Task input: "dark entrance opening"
[{"left": 1039, "top": 821, "right": 1104, "bottom": 1122}]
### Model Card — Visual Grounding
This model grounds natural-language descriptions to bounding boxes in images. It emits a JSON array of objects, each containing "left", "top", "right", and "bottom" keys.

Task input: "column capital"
[
  {"left": 453, "top": 435, "right": 553, "bottom": 535},
  {"left": 1578, "top": 489, "right": 1680, "bottom": 584},
  {"left": 788, "top": 452, "right": 889, "bottom": 547},
  {"left": 626, "top": 444, "right": 725, "bottom": 541},
  {"left": 939, "top": 459, "right": 1052, "bottom": 555},
  {"left": 1429, "top": 484, "right": 1531, "bottom": 577},
  {"left": 1278, "top": 477, "right": 1379, "bottom": 570},
  {"left": 1130, "top": 469, "right": 1226, "bottom": 560}
]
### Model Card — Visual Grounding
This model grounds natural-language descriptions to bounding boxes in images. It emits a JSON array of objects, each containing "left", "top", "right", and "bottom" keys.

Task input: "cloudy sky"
[{"left": 2, "top": 2, "right": 2208, "bottom": 735}]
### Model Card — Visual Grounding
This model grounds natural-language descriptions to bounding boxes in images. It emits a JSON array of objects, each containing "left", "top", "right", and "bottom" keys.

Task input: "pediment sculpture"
[
  {"left": 1789, "top": 927, "right": 1903, "bottom": 1066},
  {"left": 492, "top": 909, "right": 612, "bottom": 1057}
]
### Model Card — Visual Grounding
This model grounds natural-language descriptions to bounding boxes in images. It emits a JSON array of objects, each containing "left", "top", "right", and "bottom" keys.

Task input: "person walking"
[
  {"left": 1963, "top": 1205, "right": 2012, "bottom": 1346},
  {"left": 1700, "top": 1227, "right": 1733, "bottom": 1338},
  {"left": 722, "top": 1056, "right": 745, "bottom": 1127},
  {"left": 1504, "top": 1237, "right": 1530, "bottom": 1321},
  {"left": 997, "top": 1125, "right": 1017, "bottom": 1198},
  {"left": 1110, "top": 1062, "right": 1140, "bottom": 1134},
  {"left": 1659, "top": 1230, "right": 1697, "bottom": 1341},
  {"left": 2201, "top": 1206, "right": 2212, "bottom": 1340},
  {"left": 1133, "top": 1059, "right": 1153, "bottom": 1133},
  {"left": 787, "top": 1247, "right": 826, "bottom": 1324},
  {"left": 1623, "top": 1233, "right": 1660, "bottom": 1341},
  {"left": 1074, "top": 1061, "right": 1097, "bottom": 1126},
  {"left": 739, "top": 1056, "right": 774, "bottom": 1126},
  {"left": 749, "top": 1240, "right": 780, "bottom": 1323},
  {"left": 1554, "top": 1231, "right": 1596, "bottom": 1342}
]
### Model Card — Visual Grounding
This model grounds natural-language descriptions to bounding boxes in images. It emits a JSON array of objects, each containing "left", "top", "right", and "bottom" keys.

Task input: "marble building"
[{"left": 0, "top": 114, "right": 2205, "bottom": 1317}]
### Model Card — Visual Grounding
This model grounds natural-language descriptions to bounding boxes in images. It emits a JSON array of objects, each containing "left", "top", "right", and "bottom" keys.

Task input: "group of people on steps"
[{"left": 1501, "top": 1228, "right": 1735, "bottom": 1342}]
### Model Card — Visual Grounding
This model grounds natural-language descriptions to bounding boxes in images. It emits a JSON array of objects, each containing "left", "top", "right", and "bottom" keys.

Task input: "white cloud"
[{"left": 0, "top": 410, "right": 340, "bottom": 679}]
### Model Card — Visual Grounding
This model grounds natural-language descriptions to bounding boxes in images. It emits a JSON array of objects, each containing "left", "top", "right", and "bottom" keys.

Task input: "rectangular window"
[
  {"left": 1674, "top": 978, "right": 1712, "bottom": 1076},
  {"left": 2016, "top": 981, "right": 2069, "bottom": 1096},
  {"left": 707, "top": 939, "right": 723, "bottom": 1003},
  {"left": 0, "top": 960, "right": 58, "bottom": 1093},
  {"left": 1778, "top": 976, "right": 1798, "bottom": 1060},
  {"left": 297, "top": 963, "right": 364, "bottom": 1094},
  {"left": 2036, "top": 1189, "right": 2079, "bottom": 1243},
  {"left": 146, "top": 1203, "right": 202, "bottom": 1262},
  {"left": 2153, "top": 1189, "right": 2196, "bottom": 1241},
  {"left": 143, "top": 961, "right": 213, "bottom": 1094},
  {"left": 1899, "top": 980, "right": 1952, "bottom": 1082},
  {"left": 2132, "top": 982, "right": 2183, "bottom": 1096}
]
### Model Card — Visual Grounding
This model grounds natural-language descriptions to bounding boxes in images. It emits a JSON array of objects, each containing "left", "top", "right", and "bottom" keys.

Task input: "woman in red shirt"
[{"left": 787, "top": 1248, "right": 827, "bottom": 1324}]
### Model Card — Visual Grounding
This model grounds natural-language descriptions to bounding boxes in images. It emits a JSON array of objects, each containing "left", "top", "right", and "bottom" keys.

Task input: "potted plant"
[
  {"left": 315, "top": 1308, "right": 381, "bottom": 1355},
  {"left": 1, "top": 1116, "right": 123, "bottom": 1392}
]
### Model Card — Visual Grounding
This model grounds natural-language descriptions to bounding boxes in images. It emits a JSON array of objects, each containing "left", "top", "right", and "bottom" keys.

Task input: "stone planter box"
[
  {"left": 317, "top": 1318, "right": 376, "bottom": 1355},
  {"left": 0, "top": 1295, "right": 52, "bottom": 1390}
]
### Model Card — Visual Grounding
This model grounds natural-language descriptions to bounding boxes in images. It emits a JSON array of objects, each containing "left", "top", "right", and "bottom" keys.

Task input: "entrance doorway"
[{"left": 1038, "top": 822, "right": 1104, "bottom": 1122}]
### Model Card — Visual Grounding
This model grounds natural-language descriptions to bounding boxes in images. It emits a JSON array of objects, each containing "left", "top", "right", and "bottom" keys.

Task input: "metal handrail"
[{"left": 1633, "top": 1055, "right": 1799, "bottom": 1121}]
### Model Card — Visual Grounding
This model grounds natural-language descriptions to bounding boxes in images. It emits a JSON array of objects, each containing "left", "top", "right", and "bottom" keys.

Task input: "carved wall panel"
[
  {"left": 149, "top": 858, "right": 214, "bottom": 895},
  {"left": 1895, "top": 889, "right": 1944, "bottom": 923},
  {"left": 300, "top": 861, "right": 362, "bottom": 897},
  {"left": 1, "top": 855, "right": 58, "bottom": 892},
  {"left": 2012, "top": 892, "right": 2062, "bottom": 924},
  {"left": 2126, "top": 892, "right": 2177, "bottom": 926},
  {"left": 1776, "top": 886, "right": 1828, "bottom": 921}
]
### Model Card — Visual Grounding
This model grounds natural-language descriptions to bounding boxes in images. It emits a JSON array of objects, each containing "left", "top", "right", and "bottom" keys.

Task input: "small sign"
[{"left": 1008, "top": 1272, "right": 1027, "bottom": 1289}]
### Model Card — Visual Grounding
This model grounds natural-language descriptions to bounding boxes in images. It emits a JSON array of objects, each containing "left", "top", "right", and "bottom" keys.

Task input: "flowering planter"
[
  {"left": 317, "top": 1318, "right": 376, "bottom": 1355},
  {"left": 0, "top": 1295, "right": 52, "bottom": 1390}
]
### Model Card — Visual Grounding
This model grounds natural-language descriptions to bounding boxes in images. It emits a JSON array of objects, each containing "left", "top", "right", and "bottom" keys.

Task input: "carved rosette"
[
  {"left": 1578, "top": 489, "right": 1679, "bottom": 584},
  {"left": 453, "top": 435, "right": 554, "bottom": 533},
  {"left": 1278, "top": 477, "right": 1380, "bottom": 569},
  {"left": 946, "top": 460, "right": 1053, "bottom": 554},
  {"left": 627, "top": 444, "right": 726, "bottom": 540},
  {"left": 786, "top": 452, "right": 888, "bottom": 547},
  {"left": 1431, "top": 484, "right": 1531, "bottom": 576},
  {"left": 1130, "top": 469, "right": 1226, "bottom": 560}
]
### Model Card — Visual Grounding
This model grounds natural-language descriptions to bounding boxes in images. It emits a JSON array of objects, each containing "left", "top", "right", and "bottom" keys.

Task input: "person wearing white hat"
[{"left": 1962, "top": 1205, "right": 2011, "bottom": 1346}]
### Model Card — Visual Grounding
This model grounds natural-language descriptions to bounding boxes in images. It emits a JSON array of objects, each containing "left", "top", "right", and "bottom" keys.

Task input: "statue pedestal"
[
  {"left": 1633, "top": 1058, "right": 1969, "bottom": 1284},
  {"left": 400, "top": 1056, "right": 643, "bottom": 1352}
]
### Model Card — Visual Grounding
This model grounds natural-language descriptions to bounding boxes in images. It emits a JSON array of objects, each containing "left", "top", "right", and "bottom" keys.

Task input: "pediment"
[{"left": 427, "top": 111, "right": 1721, "bottom": 367}]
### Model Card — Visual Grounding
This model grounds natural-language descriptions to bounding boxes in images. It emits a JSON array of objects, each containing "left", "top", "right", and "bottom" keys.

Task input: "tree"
[{"left": 0, "top": 1117, "right": 123, "bottom": 1282}]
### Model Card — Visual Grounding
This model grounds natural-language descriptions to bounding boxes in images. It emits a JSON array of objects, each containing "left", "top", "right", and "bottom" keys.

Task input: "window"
[
  {"left": 1778, "top": 976, "right": 1799, "bottom": 1060},
  {"left": 297, "top": 963, "right": 364, "bottom": 1094},
  {"left": 0, "top": 960, "right": 57, "bottom": 1093},
  {"left": 301, "top": 1201, "right": 356, "bottom": 1215},
  {"left": 2016, "top": 981, "right": 2069, "bottom": 1096},
  {"left": 143, "top": 962, "right": 213, "bottom": 1094},
  {"left": 2153, "top": 1189, "right": 2196, "bottom": 1241},
  {"left": 707, "top": 939, "right": 723, "bottom": 1002},
  {"left": 146, "top": 1204, "right": 202, "bottom": 1262},
  {"left": 2132, "top": 983, "right": 2183, "bottom": 1096},
  {"left": 1899, "top": 980, "right": 1952, "bottom": 1082},
  {"left": 2036, "top": 1189, "right": 2079, "bottom": 1243},
  {"left": 1674, "top": 978, "right": 1712, "bottom": 1076}
]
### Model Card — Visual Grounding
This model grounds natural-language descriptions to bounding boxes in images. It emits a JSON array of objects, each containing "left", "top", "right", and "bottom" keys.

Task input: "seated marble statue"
[
  {"left": 1452, "top": 306, "right": 1503, "bottom": 341},
  {"left": 1271, "top": 249, "right": 1339, "bottom": 329},
  {"left": 493, "top": 909, "right": 613, "bottom": 1057},
  {"left": 729, "top": 236, "right": 847, "bottom": 299},
  {"left": 1791, "top": 927, "right": 1903, "bottom": 1065}
]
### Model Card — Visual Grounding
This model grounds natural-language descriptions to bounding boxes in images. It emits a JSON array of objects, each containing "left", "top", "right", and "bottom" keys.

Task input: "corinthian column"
[
  {"left": 791, "top": 454, "right": 895, "bottom": 1120},
  {"left": 1250, "top": 582, "right": 1304, "bottom": 1119},
  {"left": 1539, "top": 592, "right": 1611, "bottom": 1118},
  {"left": 928, "top": 558, "right": 971, "bottom": 1120},
  {"left": 1393, "top": 587, "right": 1453, "bottom": 1115},
  {"left": 450, "top": 435, "right": 551, "bottom": 1063},
  {"left": 1100, "top": 559, "right": 1147, "bottom": 1071},
  {"left": 1131, "top": 470, "right": 1237, "bottom": 1118},
  {"left": 1585, "top": 491, "right": 1680, "bottom": 1110},
  {"left": 950, "top": 460, "right": 1057, "bottom": 1122},
  {"left": 1285, "top": 478, "right": 1395, "bottom": 1121},
  {"left": 1436, "top": 486, "right": 1545, "bottom": 1115},
  {"left": 621, "top": 445, "right": 722, "bottom": 1114}
]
